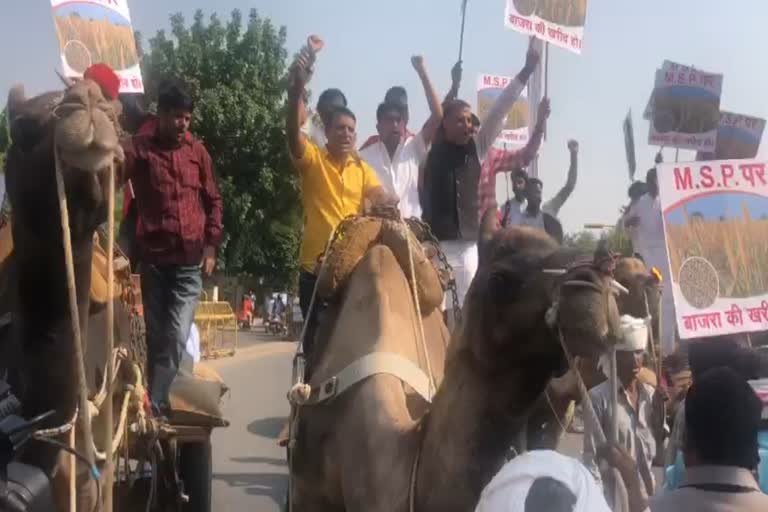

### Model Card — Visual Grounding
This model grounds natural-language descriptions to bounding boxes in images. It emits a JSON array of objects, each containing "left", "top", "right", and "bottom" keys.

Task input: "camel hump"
[
  {"left": 316, "top": 216, "right": 444, "bottom": 315},
  {"left": 310, "top": 243, "right": 447, "bottom": 399}
]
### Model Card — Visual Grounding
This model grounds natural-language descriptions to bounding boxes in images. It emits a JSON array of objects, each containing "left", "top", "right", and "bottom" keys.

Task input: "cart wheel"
[{"left": 179, "top": 438, "right": 212, "bottom": 512}]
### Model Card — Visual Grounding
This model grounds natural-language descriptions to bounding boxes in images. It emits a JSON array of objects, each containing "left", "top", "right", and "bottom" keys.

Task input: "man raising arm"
[
  {"left": 483, "top": 97, "right": 550, "bottom": 220},
  {"left": 287, "top": 40, "right": 393, "bottom": 358},
  {"left": 360, "top": 55, "right": 442, "bottom": 218},
  {"left": 542, "top": 139, "right": 579, "bottom": 217}
]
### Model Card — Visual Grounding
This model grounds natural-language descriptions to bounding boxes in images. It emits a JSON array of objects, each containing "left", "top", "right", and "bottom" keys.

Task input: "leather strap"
[
  {"left": 304, "top": 352, "right": 432, "bottom": 405},
  {"left": 681, "top": 483, "right": 758, "bottom": 493}
]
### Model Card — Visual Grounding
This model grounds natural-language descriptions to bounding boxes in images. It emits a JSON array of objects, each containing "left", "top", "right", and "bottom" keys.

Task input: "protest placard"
[
  {"left": 504, "top": 0, "right": 588, "bottom": 54},
  {"left": 697, "top": 112, "right": 766, "bottom": 161},
  {"left": 644, "top": 62, "right": 710, "bottom": 122},
  {"left": 658, "top": 158, "right": 768, "bottom": 338},
  {"left": 648, "top": 63, "right": 722, "bottom": 151},
  {"left": 477, "top": 73, "right": 530, "bottom": 149},
  {"left": 50, "top": 0, "right": 143, "bottom": 93},
  {"left": 624, "top": 110, "right": 637, "bottom": 180}
]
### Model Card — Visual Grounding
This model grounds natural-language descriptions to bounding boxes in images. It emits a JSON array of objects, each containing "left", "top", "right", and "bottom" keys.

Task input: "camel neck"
[{"left": 414, "top": 352, "right": 551, "bottom": 511}]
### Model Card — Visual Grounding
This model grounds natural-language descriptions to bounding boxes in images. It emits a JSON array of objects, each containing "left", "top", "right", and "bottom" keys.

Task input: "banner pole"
[
  {"left": 544, "top": 42, "right": 550, "bottom": 98},
  {"left": 459, "top": 0, "right": 469, "bottom": 61}
]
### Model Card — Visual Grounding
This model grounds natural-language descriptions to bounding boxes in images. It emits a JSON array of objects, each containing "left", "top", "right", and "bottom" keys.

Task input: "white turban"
[
  {"left": 475, "top": 450, "right": 611, "bottom": 512},
  {"left": 598, "top": 314, "right": 648, "bottom": 377}
]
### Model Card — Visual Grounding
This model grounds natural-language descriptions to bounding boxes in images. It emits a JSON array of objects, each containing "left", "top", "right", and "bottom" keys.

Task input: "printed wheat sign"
[
  {"left": 658, "top": 158, "right": 768, "bottom": 339},
  {"left": 50, "top": 0, "right": 144, "bottom": 93}
]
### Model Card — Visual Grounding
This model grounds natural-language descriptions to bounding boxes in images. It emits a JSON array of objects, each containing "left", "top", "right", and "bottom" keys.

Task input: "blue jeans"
[{"left": 140, "top": 264, "right": 202, "bottom": 409}]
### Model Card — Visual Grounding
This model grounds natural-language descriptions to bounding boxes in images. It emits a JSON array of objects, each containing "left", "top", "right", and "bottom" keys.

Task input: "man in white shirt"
[
  {"left": 624, "top": 167, "right": 675, "bottom": 355},
  {"left": 359, "top": 56, "right": 443, "bottom": 219}
]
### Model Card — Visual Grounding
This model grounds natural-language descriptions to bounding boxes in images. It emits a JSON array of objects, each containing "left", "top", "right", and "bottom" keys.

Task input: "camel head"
[
  {"left": 468, "top": 213, "right": 622, "bottom": 378},
  {"left": 6, "top": 76, "right": 124, "bottom": 241},
  {"left": 614, "top": 256, "right": 663, "bottom": 344}
]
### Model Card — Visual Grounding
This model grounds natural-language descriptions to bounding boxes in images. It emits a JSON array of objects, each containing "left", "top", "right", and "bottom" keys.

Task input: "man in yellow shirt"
[{"left": 287, "top": 37, "right": 395, "bottom": 357}]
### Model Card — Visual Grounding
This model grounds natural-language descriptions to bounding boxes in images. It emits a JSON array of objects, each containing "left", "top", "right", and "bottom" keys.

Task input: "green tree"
[
  {"left": 563, "top": 230, "right": 598, "bottom": 253},
  {"left": 563, "top": 228, "right": 634, "bottom": 257},
  {"left": 138, "top": 9, "right": 300, "bottom": 288},
  {"left": 0, "top": 109, "right": 9, "bottom": 173}
]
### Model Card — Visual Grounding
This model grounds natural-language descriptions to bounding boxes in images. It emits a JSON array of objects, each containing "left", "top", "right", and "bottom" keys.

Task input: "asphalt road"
[
  {"left": 205, "top": 330, "right": 659, "bottom": 511},
  {"left": 208, "top": 330, "right": 295, "bottom": 511}
]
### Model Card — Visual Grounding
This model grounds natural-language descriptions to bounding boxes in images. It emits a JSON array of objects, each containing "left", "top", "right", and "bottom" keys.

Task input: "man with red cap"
[{"left": 83, "top": 63, "right": 121, "bottom": 101}]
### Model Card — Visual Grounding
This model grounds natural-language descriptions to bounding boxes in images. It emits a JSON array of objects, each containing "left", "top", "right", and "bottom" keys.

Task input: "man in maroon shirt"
[{"left": 122, "top": 80, "right": 223, "bottom": 411}]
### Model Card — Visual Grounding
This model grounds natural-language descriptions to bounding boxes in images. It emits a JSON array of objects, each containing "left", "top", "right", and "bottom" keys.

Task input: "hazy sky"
[{"left": 3, "top": 0, "right": 767, "bottom": 232}]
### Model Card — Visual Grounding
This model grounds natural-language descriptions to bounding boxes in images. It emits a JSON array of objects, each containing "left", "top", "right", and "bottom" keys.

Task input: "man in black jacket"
[{"left": 422, "top": 41, "right": 540, "bottom": 324}]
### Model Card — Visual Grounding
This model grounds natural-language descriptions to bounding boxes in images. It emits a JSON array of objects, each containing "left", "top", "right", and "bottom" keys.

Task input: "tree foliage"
[
  {"left": 138, "top": 9, "right": 300, "bottom": 288},
  {"left": 0, "top": 109, "right": 9, "bottom": 173},
  {"left": 563, "top": 227, "right": 634, "bottom": 257}
]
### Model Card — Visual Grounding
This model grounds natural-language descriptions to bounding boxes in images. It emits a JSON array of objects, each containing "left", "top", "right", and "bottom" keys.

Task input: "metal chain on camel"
[{"left": 405, "top": 217, "right": 462, "bottom": 326}]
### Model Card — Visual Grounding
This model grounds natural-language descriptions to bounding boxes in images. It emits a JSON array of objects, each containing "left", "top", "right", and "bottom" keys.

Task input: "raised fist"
[
  {"left": 538, "top": 97, "right": 551, "bottom": 121},
  {"left": 411, "top": 55, "right": 426, "bottom": 72},
  {"left": 568, "top": 139, "right": 579, "bottom": 153},
  {"left": 524, "top": 38, "right": 541, "bottom": 71},
  {"left": 451, "top": 60, "right": 463, "bottom": 85}
]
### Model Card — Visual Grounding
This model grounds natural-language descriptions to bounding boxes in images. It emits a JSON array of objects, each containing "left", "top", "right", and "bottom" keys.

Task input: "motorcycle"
[{"left": 266, "top": 314, "right": 289, "bottom": 338}]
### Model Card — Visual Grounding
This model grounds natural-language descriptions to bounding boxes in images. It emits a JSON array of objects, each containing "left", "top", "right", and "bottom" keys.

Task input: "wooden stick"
[
  {"left": 54, "top": 154, "right": 96, "bottom": 470},
  {"left": 544, "top": 42, "right": 550, "bottom": 98},
  {"left": 103, "top": 162, "right": 116, "bottom": 511},
  {"left": 544, "top": 42, "right": 550, "bottom": 142},
  {"left": 69, "top": 427, "right": 76, "bottom": 512},
  {"left": 608, "top": 348, "right": 619, "bottom": 444},
  {"left": 54, "top": 153, "right": 96, "bottom": 511}
]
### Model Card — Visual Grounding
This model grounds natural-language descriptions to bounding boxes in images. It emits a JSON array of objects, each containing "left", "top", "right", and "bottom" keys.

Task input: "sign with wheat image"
[
  {"left": 648, "top": 61, "right": 723, "bottom": 151},
  {"left": 477, "top": 73, "right": 530, "bottom": 149},
  {"left": 659, "top": 159, "right": 768, "bottom": 339},
  {"left": 50, "top": 0, "right": 143, "bottom": 93}
]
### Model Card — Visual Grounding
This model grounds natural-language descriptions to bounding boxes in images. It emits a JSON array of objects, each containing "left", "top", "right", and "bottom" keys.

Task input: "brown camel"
[
  {"left": 3, "top": 78, "right": 123, "bottom": 510},
  {"left": 289, "top": 219, "right": 622, "bottom": 511}
]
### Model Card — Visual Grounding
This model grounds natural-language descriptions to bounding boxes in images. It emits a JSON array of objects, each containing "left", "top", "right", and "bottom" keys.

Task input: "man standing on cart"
[{"left": 122, "top": 79, "right": 223, "bottom": 414}]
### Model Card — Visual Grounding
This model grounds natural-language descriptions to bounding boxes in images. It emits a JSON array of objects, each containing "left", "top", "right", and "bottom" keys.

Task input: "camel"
[
  {"left": 525, "top": 255, "right": 665, "bottom": 451},
  {"left": 289, "top": 215, "right": 623, "bottom": 511},
  {"left": 3, "top": 77, "right": 123, "bottom": 510}
]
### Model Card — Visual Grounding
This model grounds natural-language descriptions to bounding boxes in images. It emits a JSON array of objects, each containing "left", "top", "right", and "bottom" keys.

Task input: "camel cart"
[
  {"left": 75, "top": 233, "right": 230, "bottom": 512},
  {"left": 104, "top": 265, "right": 230, "bottom": 512},
  {"left": 194, "top": 291, "right": 238, "bottom": 360}
]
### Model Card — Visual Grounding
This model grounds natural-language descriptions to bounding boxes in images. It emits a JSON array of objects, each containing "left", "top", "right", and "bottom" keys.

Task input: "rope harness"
[
  {"left": 30, "top": 80, "right": 130, "bottom": 511},
  {"left": 286, "top": 208, "right": 458, "bottom": 510}
]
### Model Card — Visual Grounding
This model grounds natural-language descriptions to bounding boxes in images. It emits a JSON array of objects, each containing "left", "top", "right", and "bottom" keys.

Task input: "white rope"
[
  {"left": 34, "top": 407, "right": 78, "bottom": 438},
  {"left": 402, "top": 220, "right": 435, "bottom": 399},
  {"left": 54, "top": 144, "right": 97, "bottom": 476}
]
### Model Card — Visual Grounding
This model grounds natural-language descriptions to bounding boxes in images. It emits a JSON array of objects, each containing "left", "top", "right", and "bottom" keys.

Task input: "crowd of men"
[
  {"left": 287, "top": 38, "right": 582, "bottom": 332},
  {"left": 21, "top": 35, "right": 766, "bottom": 511},
  {"left": 283, "top": 35, "right": 768, "bottom": 511}
]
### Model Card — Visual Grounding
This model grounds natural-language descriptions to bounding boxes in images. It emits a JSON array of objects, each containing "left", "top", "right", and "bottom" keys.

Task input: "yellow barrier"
[{"left": 194, "top": 291, "right": 238, "bottom": 359}]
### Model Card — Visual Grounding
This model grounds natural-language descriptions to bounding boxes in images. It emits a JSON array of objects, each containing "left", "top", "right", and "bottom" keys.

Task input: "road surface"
[
  {"left": 208, "top": 330, "right": 294, "bottom": 511},
  {"left": 206, "top": 330, "right": 661, "bottom": 510}
]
